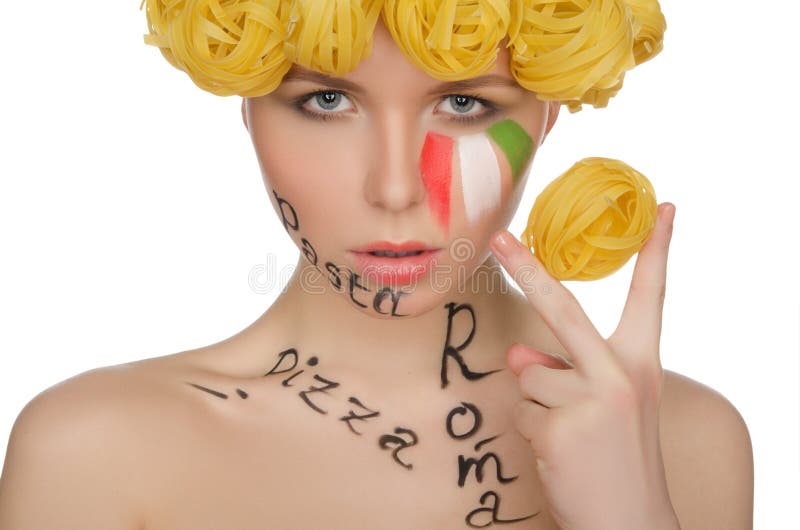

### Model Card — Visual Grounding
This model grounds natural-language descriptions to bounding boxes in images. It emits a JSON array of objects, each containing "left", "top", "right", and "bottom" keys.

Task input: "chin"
[
  {"left": 349, "top": 285, "right": 448, "bottom": 320},
  {"left": 348, "top": 254, "right": 493, "bottom": 320}
]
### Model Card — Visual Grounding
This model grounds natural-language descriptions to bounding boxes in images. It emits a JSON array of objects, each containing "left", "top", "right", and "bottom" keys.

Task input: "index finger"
[{"left": 489, "top": 230, "right": 612, "bottom": 376}]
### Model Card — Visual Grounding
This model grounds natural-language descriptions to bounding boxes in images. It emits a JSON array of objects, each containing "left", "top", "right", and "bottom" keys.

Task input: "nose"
[{"left": 363, "top": 112, "right": 426, "bottom": 213}]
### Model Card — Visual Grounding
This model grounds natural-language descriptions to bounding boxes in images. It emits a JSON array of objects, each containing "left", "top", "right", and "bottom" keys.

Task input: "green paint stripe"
[{"left": 487, "top": 119, "right": 534, "bottom": 184}]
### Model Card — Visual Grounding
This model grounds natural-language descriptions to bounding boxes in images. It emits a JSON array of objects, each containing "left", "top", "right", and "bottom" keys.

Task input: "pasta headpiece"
[{"left": 140, "top": 0, "right": 666, "bottom": 112}]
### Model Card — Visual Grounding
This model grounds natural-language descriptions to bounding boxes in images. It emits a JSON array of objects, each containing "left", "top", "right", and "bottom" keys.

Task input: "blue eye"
[
  {"left": 295, "top": 90, "right": 355, "bottom": 121},
  {"left": 293, "top": 90, "right": 496, "bottom": 124},
  {"left": 447, "top": 95, "right": 477, "bottom": 113},
  {"left": 313, "top": 92, "right": 344, "bottom": 111},
  {"left": 436, "top": 94, "right": 497, "bottom": 123}
]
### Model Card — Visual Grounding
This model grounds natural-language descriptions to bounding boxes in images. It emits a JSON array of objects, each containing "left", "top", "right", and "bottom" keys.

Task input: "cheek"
[
  {"left": 487, "top": 119, "right": 536, "bottom": 186},
  {"left": 418, "top": 120, "right": 536, "bottom": 237},
  {"left": 457, "top": 132, "right": 504, "bottom": 225},
  {"left": 250, "top": 122, "right": 360, "bottom": 225},
  {"left": 456, "top": 119, "right": 536, "bottom": 227},
  {"left": 419, "top": 132, "right": 454, "bottom": 234},
  {"left": 250, "top": 116, "right": 305, "bottom": 186}
]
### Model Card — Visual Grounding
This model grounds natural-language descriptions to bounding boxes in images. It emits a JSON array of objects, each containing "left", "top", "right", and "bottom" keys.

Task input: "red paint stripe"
[{"left": 419, "top": 132, "right": 453, "bottom": 234}]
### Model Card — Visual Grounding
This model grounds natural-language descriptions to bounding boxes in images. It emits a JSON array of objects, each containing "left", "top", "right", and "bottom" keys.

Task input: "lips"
[
  {"left": 348, "top": 241, "right": 442, "bottom": 285},
  {"left": 350, "top": 240, "right": 439, "bottom": 254}
]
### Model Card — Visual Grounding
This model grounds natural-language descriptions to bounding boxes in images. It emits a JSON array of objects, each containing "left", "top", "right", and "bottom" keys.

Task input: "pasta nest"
[
  {"left": 140, "top": 0, "right": 666, "bottom": 111},
  {"left": 520, "top": 157, "right": 658, "bottom": 281}
]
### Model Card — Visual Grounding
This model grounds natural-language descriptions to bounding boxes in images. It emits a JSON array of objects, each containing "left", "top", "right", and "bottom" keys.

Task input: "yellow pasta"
[
  {"left": 140, "top": 0, "right": 666, "bottom": 109},
  {"left": 283, "top": 0, "right": 384, "bottom": 76},
  {"left": 520, "top": 158, "right": 658, "bottom": 281},
  {"left": 141, "top": 0, "right": 294, "bottom": 97},
  {"left": 381, "top": 0, "right": 512, "bottom": 80},
  {"left": 625, "top": 0, "right": 667, "bottom": 65},
  {"left": 508, "top": 0, "right": 636, "bottom": 113}
]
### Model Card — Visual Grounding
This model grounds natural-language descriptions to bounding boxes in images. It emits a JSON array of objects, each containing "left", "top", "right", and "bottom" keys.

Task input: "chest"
[{"left": 144, "top": 375, "right": 561, "bottom": 530}]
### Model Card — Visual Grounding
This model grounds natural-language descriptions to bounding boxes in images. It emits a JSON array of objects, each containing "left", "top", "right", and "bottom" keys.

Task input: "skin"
[
  {"left": 492, "top": 206, "right": 682, "bottom": 529},
  {"left": 242, "top": 21, "right": 557, "bottom": 325},
  {"left": 0, "top": 16, "right": 754, "bottom": 530}
]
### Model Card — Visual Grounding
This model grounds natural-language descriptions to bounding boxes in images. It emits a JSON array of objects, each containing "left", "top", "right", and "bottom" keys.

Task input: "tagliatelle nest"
[
  {"left": 140, "top": 0, "right": 666, "bottom": 111},
  {"left": 508, "top": 0, "right": 635, "bottom": 112},
  {"left": 283, "top": 0, "right": 384, "bottom": 75},
  {"left": 141, "top": 0, "right": 293, "bottom": 96},
  {"left": 382, "top": 0, "right": 513, "bottom": 80},
  {"left": 520, "top": 157, "right": 658, "bottom": 281}
]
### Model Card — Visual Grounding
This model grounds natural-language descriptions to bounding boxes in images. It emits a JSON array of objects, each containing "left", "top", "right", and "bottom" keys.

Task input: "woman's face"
[{"left": 243, "top": 20, "right": 558, "bottom": 319}]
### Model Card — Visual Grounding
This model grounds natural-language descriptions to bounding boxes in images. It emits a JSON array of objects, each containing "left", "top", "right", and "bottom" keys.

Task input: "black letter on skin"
[
  {"left": 465, "top": 491, "right": 539, "bottom": 528},
  {"left": 325, "top": 262, "right": 344, "bottom": 291},
  {"left": 339, "top": 396, "right": 381, "bottom": 435},
  {"left": 263, "top": 348, "right": 304, "bottom": 386},
  {"left": 390, "top": 290, "right": 409, "bottom": 317},
  {"left": 348, "top": 272, "right": 369, "bottom": 309},
  {"left": 277, "top": 353, "right": 319, "bottom": 387},
  {"left": 446, "top": 402, "right": 482, "bottom": 440},
  {"left": 185, "top": 382, "right": 228, "bottom": 399},
  {"left": 373, "top": 287, "right": 409, "bottom": 317},
  {"left": 236, "top": 388, "right": 248, "bottom": 399},
  {"left": 281, "top": 370, "right": 305, "bottom": 387},
  {"left": 440, "top": 302, "right": 502, "bottom": 389},
  {"left": 298, "top": 374, "right": 340, "bottom": 414},
  {"left": 264, "top": 348, "right": 299, "bottom": 376},
  {"left": 378, "top": 427, "right": 419, "bottom": 470},
  {"left": 272, "top": 189, "right": 299, "bottom": 232},
  {"left": 457, "top": 453, "right": 518, "bottom": 487},
  {"left": 301, "top": 237, "right": 318, "bottom": 268},
  {"left": 474, "top": 435, "right": 499, "bottom": 452}
]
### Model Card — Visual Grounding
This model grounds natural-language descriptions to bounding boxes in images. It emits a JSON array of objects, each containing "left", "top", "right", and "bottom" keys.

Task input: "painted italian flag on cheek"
[{"left": 419, "top": 119, "right": 534, "bottom": 233}]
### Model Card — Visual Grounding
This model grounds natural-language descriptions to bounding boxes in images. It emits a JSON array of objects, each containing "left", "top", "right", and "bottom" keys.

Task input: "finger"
[
  {"left": 517, "top": 362, "right": 584, "bottom": 408},
  {"left": 614, "top": 202, "right": 675, "bottom": 352},
  {"left": 507, "top": 343, "right": 573, "bottom": 374},
  {"left": 490, "top": 230, "right": 612, "bottom": 376},
  {"left": 512, "top": 399, "right": 548, "bottom": 442}
]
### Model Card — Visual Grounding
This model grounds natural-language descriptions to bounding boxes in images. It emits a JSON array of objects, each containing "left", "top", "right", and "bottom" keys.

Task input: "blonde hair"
[
  {"left": 141, "top": 0, "right": 664, "bottom": 113},
  {"left": 141, "top": 0, "right": 666, "bottom": 281}
]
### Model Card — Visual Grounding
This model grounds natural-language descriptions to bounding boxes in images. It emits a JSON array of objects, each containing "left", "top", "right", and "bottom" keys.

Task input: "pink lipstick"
[{"left": 348, "top": 241, "right": 442, "bottom": 285}]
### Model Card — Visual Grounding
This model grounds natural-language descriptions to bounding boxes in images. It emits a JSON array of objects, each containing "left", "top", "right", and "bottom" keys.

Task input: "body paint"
[
  {"left": 185, "top": 302, "right": 537, "bottom": 526},
  {"left": 419, "top": 132, "right": 454, "bottom": 234},
  {"left": 458, "top": 133, "right": 502, "bottom": 224},
  {"left": 420, "top": 120, "right": 534, "bottom": 230},
  {"left": 486, "top": 119, "right": 534, "bottom": 185},
  {"left": 458, "top": 119, "right": 534, "bottom": 222}
]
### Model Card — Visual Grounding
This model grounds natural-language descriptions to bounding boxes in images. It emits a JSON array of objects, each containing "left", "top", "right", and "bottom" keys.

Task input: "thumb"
[{"left": 507, "top": 343, "right": 573, "bottom": 375}]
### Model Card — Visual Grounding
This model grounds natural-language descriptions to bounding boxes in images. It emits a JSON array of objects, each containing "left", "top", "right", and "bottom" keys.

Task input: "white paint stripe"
[{"left": 458, "top": 133, "right": 502, "bottom": 224}]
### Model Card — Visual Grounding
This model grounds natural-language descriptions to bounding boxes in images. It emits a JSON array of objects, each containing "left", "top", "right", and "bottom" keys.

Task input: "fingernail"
[
  {"left": 492, "top": 231, "right": 516, "bottom": 259},
  {"left": 660, "top": 203, "right": 675, "bottom": 224}
]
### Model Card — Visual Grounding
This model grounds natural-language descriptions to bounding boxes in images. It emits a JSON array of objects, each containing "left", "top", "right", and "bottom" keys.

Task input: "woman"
[{"left": 0, "top": 1, "right": 753, "bottom": 528}]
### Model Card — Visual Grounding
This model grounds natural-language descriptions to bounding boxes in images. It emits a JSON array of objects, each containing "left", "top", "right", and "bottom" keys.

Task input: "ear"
[
  {"left": 241, "top": 98, "right": 249, "bottom": 132},
  {"left": 541, "top": 100, "right": 560, "bottom": 144}
]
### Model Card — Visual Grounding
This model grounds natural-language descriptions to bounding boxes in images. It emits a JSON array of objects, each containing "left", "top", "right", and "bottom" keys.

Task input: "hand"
[{"left": 489, "top": 202, "right": 681, "bottom": 530}]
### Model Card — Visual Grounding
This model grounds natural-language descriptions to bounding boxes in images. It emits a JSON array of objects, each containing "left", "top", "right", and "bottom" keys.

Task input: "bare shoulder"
[
  {"left": 0, "top": 357, "right": 197, "bottom": 530},
  {"left": 659, "top": 369, "right": 754, "bottom": 529}
]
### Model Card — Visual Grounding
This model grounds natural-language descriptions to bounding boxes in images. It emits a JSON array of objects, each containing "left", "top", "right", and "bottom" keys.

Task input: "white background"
[{"left": 1, "top": 1, "right": 798, "bottom": 527}]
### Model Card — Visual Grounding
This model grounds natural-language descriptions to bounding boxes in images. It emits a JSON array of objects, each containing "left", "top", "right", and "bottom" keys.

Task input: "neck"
[{"left": 256, "top": 253, "right": 522, "bottom": 393}]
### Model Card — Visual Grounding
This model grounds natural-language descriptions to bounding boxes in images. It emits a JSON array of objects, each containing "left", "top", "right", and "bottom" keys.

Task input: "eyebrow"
[{"left": 281, "top": 67, "right": 520, "bottom": 95}]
